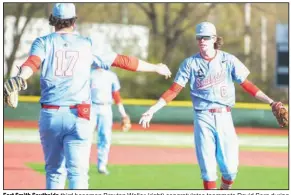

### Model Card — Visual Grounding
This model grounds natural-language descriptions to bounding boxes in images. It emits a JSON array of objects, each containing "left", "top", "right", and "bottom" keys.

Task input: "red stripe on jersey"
[
  {"left": 21, "top": 55, "right": 41, "bottom": 72},
  {"left": 112, "top": 90, "right": 122, "bottom": 104},
  {"left": 240, "top": 79, "right": 260, "bottom": 96},
  {"left": 161, "top": 82, "right": 183, "bottom": 103},
  {"left": 112, "top": 54, "right": 139, "bottom": 71}
]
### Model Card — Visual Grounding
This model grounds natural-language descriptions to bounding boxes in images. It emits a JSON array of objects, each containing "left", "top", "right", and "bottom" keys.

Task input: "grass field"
[
  {"left": 27, "top": 163, "right": 288, "bottom": 189},
  {"left": 4, "top": 127, "right": 289, "bottom": 190}
]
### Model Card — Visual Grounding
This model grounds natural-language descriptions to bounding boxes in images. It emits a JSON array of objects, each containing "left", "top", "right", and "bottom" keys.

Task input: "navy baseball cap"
[
  {"left": 196, "top": 22, "right": 217, "bottom": 36},
  {"left": 52, "top": 3, "right": 76, "bottom": 19}
]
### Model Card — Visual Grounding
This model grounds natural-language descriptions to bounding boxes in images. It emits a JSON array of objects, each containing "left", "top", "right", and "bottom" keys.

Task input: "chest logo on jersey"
[
  {"left": 196, "top": 70, "right": 226, "bottom": 89},
  {"left": 197, "top": 69, "right": 204, "bottom": 79}
]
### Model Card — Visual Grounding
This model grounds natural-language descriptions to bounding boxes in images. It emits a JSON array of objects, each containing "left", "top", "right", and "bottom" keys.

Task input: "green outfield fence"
[{"left": 4, "top": 96, "right": 289, "bottom": 128}]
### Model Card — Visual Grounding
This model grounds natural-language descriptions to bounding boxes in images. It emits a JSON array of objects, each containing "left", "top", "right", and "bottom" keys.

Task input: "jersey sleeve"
[
  {"left": 231, "top": 55, "right": 250, "bottom": 84},
  {"left": 29, "top": 38, "right": 45, "bottom": 62},
  {"left": 111, "top": 72, "right": 121, "bottom": 92},
  {"left": 90, "top": 38, "right": 117, "bottom": 70},
  {"left": 174, "top": 58, "right": 191, "bottom": 87}
]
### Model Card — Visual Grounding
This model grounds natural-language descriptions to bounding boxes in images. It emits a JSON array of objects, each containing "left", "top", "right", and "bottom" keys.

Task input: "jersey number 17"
[{"left": 55, "top": 50, "right": 79, "bottom": 76}]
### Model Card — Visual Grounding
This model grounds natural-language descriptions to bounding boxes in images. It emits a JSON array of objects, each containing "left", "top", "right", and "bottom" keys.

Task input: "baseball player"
[
  {"left": 3, "top": 3, "right": 171, "bottom": 189},
  {"left": 90, "top": 68, "right": 131, "bottom": 175},
  {"left": 139, "top": 22, "right": 288, "bottom": 190}
]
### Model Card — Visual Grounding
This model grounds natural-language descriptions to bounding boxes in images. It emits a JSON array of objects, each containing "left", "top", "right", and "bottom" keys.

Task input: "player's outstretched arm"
[
  {"left": 111, "top": 55, "right": 171, "bottom": 79},
  {"left": 139, "top": 82, "right": 183, "bottom": 128},
  {"left": 240, "top": 79, "right": 288, "bottom": 127},
  {"left": 136, "top": 60, "right": 172, "bottom": 79},
  {"left": 240, "top": 79, "right": 273, "bottom": 104}
]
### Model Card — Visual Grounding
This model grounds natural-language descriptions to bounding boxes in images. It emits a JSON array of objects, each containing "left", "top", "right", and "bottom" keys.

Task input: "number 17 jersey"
[{"left": 30, "top": 31, "right": 117, "bottom": 106}]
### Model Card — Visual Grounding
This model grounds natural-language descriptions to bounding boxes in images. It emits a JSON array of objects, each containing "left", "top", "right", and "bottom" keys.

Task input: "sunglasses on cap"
[{"left": 196, "top": 36, "right": 213, "bottom": 40}]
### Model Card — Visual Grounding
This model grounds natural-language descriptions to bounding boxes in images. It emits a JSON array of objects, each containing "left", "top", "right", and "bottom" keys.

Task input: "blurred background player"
[
  {"left": 139, "top": 21, "right": 287, "bottom": 190},
  {"left": 90, "top": 68, "right": 131, "bottom": 175},
  {"left": 3, "top": 3, "right": 171, "bottom": 189}
]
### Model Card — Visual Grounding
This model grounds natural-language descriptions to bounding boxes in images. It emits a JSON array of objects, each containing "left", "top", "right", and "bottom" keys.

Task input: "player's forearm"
[
  {"left": 117, "top": 103, "right": 127, "bottom": 117},
  {"left": 111, "top": 54, "right": 139, "bottom": 71},
  {"left": 240, "top": 79, "right": 273, "bottom": 104},
  {"left": 254, "top": 91, "right": 274, "bottom": 105},
  {"left": 112, "top": 91, "right": 122, "bottom": 104},
  {"left": 21, "top": 55, "right": 41, "bottom": 74},
  {"left": 112, "top": 91, "right": 127, "bottom": 117},
  {"left": 18, "top": 55, "right": 41, "bottom": 80},
  {"left": 148, "top": 98, "right": 167, "bottom": 114},
  {"left": 111, "top": 55, "right": 159, "bottom": 72},
  {"left": 161, "top": 82, "right": 183, "bottom": 103},
  {"left": 136, "top": 60, "right": 158, "bottom": 72},
  {"left": 149, "top": 82, "right": 183, "bottom": 114},
  {"left": 18, "top": 66, "right": 34, "bottom": 80}
]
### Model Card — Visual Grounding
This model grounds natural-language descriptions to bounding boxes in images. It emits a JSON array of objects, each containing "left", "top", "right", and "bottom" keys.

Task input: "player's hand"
[
  {"left": 121, "top": 115, "right": 132, "bottom": 132},
  {"left": 155, "top": 63, "right": 172, "bottom": 79},
  {"left": 139, "top": 110, "right": 154, "bottom": 128},
  {"left": 4, "top": 76, "right": 27, "bottom": 109},
  {"left": 4, "top": 76, "right": 27, "bottom": 96}
]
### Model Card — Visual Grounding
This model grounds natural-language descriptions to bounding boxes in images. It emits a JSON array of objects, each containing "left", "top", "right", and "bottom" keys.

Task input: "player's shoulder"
[
  {"left": 185, "top": 52, "right": 202, "bottom": 61},
  {"left": 78, "top": 34, "right": 93, "bottom": 45},
  {"left": 32, "top": 32, "right": 55, "bottom": 43},
  {"left": 217, "top": 50, "right": 237, "bottom": 61},
  {"left": 187, "top": 52, "right": 200, "bottom": 59},
  {"left": 32, "top": 32, "right": 61, "bottom": 44},
  {"left": 30, "top": 32, "right": 57, "bottom": 47},
  {"left": 181, "top": 52, "right": 201, "bottom": 65}
]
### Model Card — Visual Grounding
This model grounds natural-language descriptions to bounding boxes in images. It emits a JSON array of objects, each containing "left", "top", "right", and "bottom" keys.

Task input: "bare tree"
[
  {"left": 4, "top": 3, "right": 44, "bottom": 78},
  {"left": 135, "top": 3, "right": 216, "bottom": 64}
]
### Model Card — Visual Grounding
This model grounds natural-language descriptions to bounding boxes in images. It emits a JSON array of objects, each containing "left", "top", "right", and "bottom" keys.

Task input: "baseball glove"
[
  {"left": 121, "top": 115, "right": 132, "bottom": 132},
  {"left": 271, "top": 102, "right": 288, "bottom": 128},
  {"left": 4, "top": 76, "right": 27, "bottom": 109}
]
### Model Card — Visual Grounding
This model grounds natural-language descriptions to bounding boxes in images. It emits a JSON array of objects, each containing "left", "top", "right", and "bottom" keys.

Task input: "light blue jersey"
[
  {"left": 90, "top": 69, "right": 120, "bottom": 104},
  {"left": 30, "top": 31, "right": 117, "bottom": 106},
  {"left": 174, "top": 50, "right": 250, "bottom": 110}
]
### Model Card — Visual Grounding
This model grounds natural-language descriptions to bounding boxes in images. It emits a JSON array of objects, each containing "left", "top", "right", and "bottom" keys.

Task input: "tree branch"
[
  {"left": 162, "top": 4, "right": 217, "bottom": 62},
  {"left": 7, "top": 3, "right": 44, "bottom": 77},
  {"left": 163, "top": 3, "right": 170, "bottom": 35},
  {"left": 135, "top": 3, "right": 159, "bottom": 35},
  {"left": 170, "top": 3, "right": 191, "bottom": 30},
  {"left": 135, "top": 3, "right": 152, "bottom": 17},
  {"left": 175, "top": 4, "right": 217, "bottom": 38}
]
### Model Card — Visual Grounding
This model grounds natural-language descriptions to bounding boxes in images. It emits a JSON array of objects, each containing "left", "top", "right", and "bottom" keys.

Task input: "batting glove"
[
  {"left": 139, "top": 110, "right": 154, "bottom": 128},
  {"left": 155, "top": 63, "right": 172, "bottom": 79}
]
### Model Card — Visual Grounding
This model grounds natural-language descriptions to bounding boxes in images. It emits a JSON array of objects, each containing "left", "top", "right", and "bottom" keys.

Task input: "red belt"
[
  {"left": 41, "top": 104, "right": 77, "bottom": 109},
  {"left": 208, "top": 107, "right": 231, "bottom": 113}
]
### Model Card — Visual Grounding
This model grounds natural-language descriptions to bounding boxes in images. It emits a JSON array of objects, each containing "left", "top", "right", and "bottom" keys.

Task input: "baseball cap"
[
  {"left": 195, "top": 22, "right": 217, "bottom": 36},
  {"left": 52, "top": 3, "right": 76, "bottom": 19}
]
